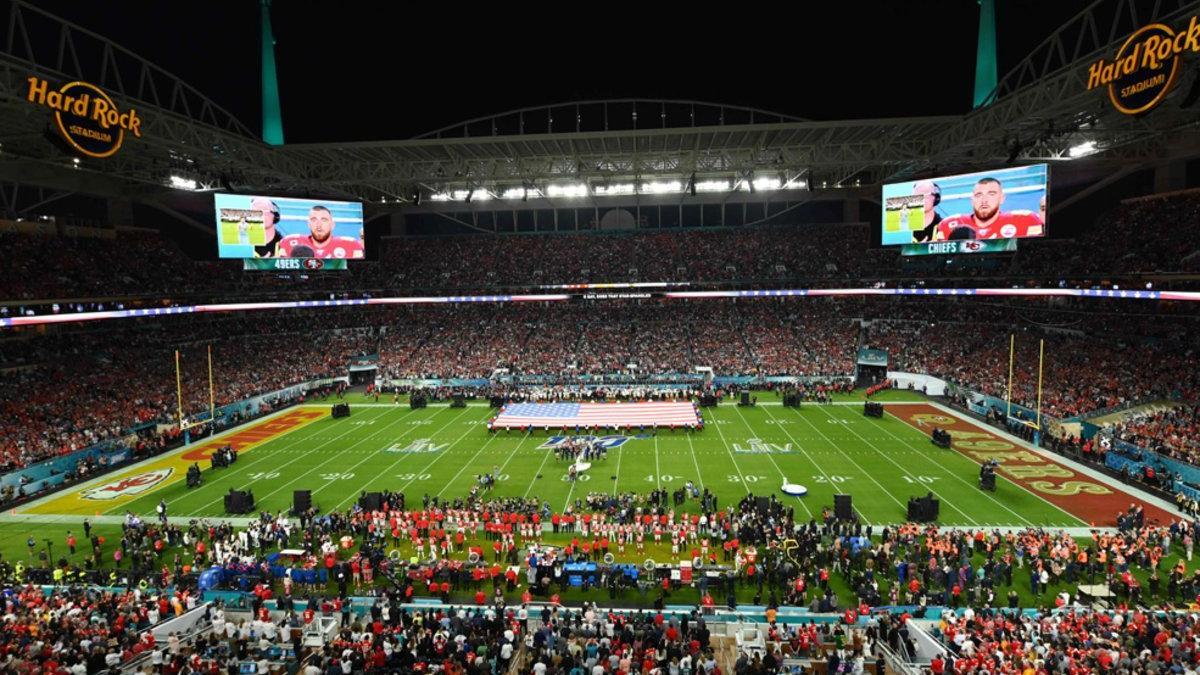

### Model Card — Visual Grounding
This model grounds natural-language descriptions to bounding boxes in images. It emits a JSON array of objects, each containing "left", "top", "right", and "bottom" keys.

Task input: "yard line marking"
[
  {"left": 436, "top": 430, "right": 503, "bottom": 497},
  {"left": 304, "top": 408, "right": 474, "bottom": 508},
  {"left": 654, "top": 434, "right": 662, "bottom": 489},
  {"left": 523, "top": 445, "right": 555, "bottom": 500},
  {"left": 748, "top": 406, "right": 836, "bottom": 520},
  {"left": 809, "top": 405, "right": 979, "bottom": 526},
  {"left": 491, "top": 431, "right": 533, "bottom": 489},
  {"left": 129, "top": 408, "right": 367, "bottom": 511},
  {"left": 709, "top": 407, "right": 751, "bottom": 494},
  {"left": 264, "top": 406, "right": 450, "bottom": 502},
  {"left": 189, "top": 406, "right": 407, "bottom": 515},
  {"left": 369, "top": 407, "right": 484, "bottom": 502},
  {"left": 862, "top": 411, "right": 1037, "bottom": 527},
  {"left": 785, "top": 405, "right": 917, "bottom": 522},
  {"left": 684, "top": 431, "right": 705, "bottom": 492},
  {"left": 324, "top": 403, "right": 482, "bottom": 504},
  {"left": 612, "top": 437, "right": 624, "bottom": 497}
]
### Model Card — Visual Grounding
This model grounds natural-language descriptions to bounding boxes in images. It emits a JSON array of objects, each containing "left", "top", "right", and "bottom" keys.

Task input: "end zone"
[
  {"left": 19, "top": 407, "right": 325, "bottom": 516},
  {"left": 892, "top": 402, "right": 1177, "bottom": 528}
]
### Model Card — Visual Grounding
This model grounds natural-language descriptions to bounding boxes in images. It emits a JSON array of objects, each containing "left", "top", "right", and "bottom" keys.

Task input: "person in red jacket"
[{"left": 935, "top": 177, "right": 1043, "bottom": 241}]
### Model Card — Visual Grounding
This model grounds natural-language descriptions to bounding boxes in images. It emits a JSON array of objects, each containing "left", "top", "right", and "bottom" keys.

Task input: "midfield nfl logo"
[
  {"left": 733, "top": 438, "right": 793, "bottom": 454},
  {"left": 386, "top": 438, "right": 447, "bottom": 453}
]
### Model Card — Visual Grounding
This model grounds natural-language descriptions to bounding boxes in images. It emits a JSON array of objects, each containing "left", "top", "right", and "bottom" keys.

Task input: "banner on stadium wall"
[
  {"left": 967, "top": 399, "right": 990, "bottom": 417},
  {"left": 886, "top": 372, "right": 947, "bottom": 397},
  {"left": 856, "top": 348, "right": 889, "bottom": 366},
  {"left": 901, "top": 239, "right": 1017, "bottom": 257},
  {"left": 1086, "top": 15, "right": 1200, "bottom": 115},
  {"left": 383, "top": 378, "right": 491, "bottom": 388}
]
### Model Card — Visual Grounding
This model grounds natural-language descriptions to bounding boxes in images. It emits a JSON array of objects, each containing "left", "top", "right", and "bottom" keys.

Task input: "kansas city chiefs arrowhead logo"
[
  {"left": 81, "top": 468, "right": 173, "bottom": 500},
  {"left": 962, "top": 241, "right": 982, "bottom": 252}
]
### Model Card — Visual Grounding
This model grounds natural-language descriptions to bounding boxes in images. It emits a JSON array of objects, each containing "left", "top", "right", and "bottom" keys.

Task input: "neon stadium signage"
[
  {"left": 26, "top": 76, "right": 143, "bottom": 158},
  {"left": 1086, "top": 15, "right": 1200, "bottom": 115}
]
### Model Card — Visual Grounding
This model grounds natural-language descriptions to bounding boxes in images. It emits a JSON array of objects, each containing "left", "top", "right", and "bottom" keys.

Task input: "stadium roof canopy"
[{"left": 0, "top": 0, "right": 1198, "bottom": 218}]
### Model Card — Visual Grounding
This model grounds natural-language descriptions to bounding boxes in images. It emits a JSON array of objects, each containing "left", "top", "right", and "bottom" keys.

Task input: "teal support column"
[
  {"left": 974, "top": 0, "right": 998, "bottom": 108},
  {"left": 260, "top": 0, "right": 284, "bottom": 145}
]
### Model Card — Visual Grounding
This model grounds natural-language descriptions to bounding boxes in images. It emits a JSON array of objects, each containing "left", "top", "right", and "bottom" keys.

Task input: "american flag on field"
[{"left": 490, "top": 401, "right": 702, "bottom": 430}]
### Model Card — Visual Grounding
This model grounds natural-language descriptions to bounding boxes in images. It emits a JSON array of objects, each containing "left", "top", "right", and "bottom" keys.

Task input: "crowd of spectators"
[
  {"left": 931, "top": 605, "right": 1200, "bottom": 673},
  {"left": 1109, "top": 406, "right": 1200, "bottom": 467},
  {"left": 0, "top": 583, "right": 196, "bottom": 673}
]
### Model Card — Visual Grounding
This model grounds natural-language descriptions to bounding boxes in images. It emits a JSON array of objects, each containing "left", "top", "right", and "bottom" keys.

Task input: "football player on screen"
[
  {"left": 278, "top": 205, "right": 365, "bottom": 259},
  {"left": 935, "top": 177, "right": 1043, "bottom": 241}
]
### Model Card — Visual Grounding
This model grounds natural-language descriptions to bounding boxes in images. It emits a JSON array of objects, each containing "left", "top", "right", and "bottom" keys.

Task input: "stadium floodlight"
[
  {"left": 546, "top": 183, "right": 588, "bottom": 198},
  {"left": 752, "top": 177, "right": 782, "bottom": 191},
  {"left": 694, "top": 180, "right": 730, "bottom": 193},
  {"left": 595, "top": 183, "right": 636, "bottom": 196},
  {"left": 503, "top": 187, "right": 525, "bottom": 200},
  {"left": 784, "top": 180, "right": 806, "bottom": 190},
  {"left": 1068, "top": 141, "right": 1097, "bottom": 158},
  {"left": 429, "top": 192, "right": 452, "bottom": 202},
  {"left": 169, "top": 175, "right": 198, "bottom": 190},
  {"left": 641, "top": 181, "right": 682, "bottom": 194}
]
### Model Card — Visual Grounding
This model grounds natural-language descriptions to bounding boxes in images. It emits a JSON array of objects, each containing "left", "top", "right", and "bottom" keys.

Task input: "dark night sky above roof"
[{"left": 33, "top": 0, "right": 1092, "bottom": 143}]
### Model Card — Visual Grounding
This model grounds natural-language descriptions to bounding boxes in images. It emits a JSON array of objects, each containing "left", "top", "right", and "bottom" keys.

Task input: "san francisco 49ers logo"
[
  {"left": 81, "top": 468, "right": 173, "bottom": 500},
  {"left": 302, "top": 258, "right": 323, "bottom": 270}
]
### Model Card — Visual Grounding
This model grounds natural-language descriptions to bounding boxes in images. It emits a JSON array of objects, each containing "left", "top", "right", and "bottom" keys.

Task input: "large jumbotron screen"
[
  {"left": 214, "top": 193, "right": 365, "bottom": 260},
  {"left": 881, "top": 164, "right": 1048, "bottom": 246}
]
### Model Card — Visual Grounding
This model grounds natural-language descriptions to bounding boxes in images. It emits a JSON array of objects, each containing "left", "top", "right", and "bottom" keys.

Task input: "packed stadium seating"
[{"left": 0, "top": 584, "right": 197, "bottom": 673}]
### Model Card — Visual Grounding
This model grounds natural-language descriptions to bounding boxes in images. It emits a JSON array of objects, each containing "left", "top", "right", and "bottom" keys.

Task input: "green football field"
[{"left": 51, "top": 390, "right": 1083, "bottom": 529}]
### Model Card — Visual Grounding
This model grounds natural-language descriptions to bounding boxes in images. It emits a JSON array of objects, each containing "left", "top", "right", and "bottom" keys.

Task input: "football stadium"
[{"left": 2, "top": 0, "right": 1200, "bottom": 672}]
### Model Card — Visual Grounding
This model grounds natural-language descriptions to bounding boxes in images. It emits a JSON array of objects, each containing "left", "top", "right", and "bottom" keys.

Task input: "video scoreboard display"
[
  {"left": 215, "top": 193, "right": 364, "bottom": 263},
  {"left": 881, "top": 165, "right": 1048, "bottom": 254}
]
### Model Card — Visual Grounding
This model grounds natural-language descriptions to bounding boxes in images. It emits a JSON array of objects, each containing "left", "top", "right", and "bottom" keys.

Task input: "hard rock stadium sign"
[
  {"left": 1087, "top": 15, "right": 1200, "bottom": 115},
  {"left": 25, "top": 76, "right": 142, "bottom": 158}
]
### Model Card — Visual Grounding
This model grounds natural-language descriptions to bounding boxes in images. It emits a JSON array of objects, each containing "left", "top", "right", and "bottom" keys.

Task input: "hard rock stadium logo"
[
  {"left": 81, "top": 468, "right": 172, "bottom": 500},
  {"left": 25, "top": 76, "right": 143, "bottom": 158},
  {"left": 1086, "top": 16, "right": 1200, "bottom": 115}
]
